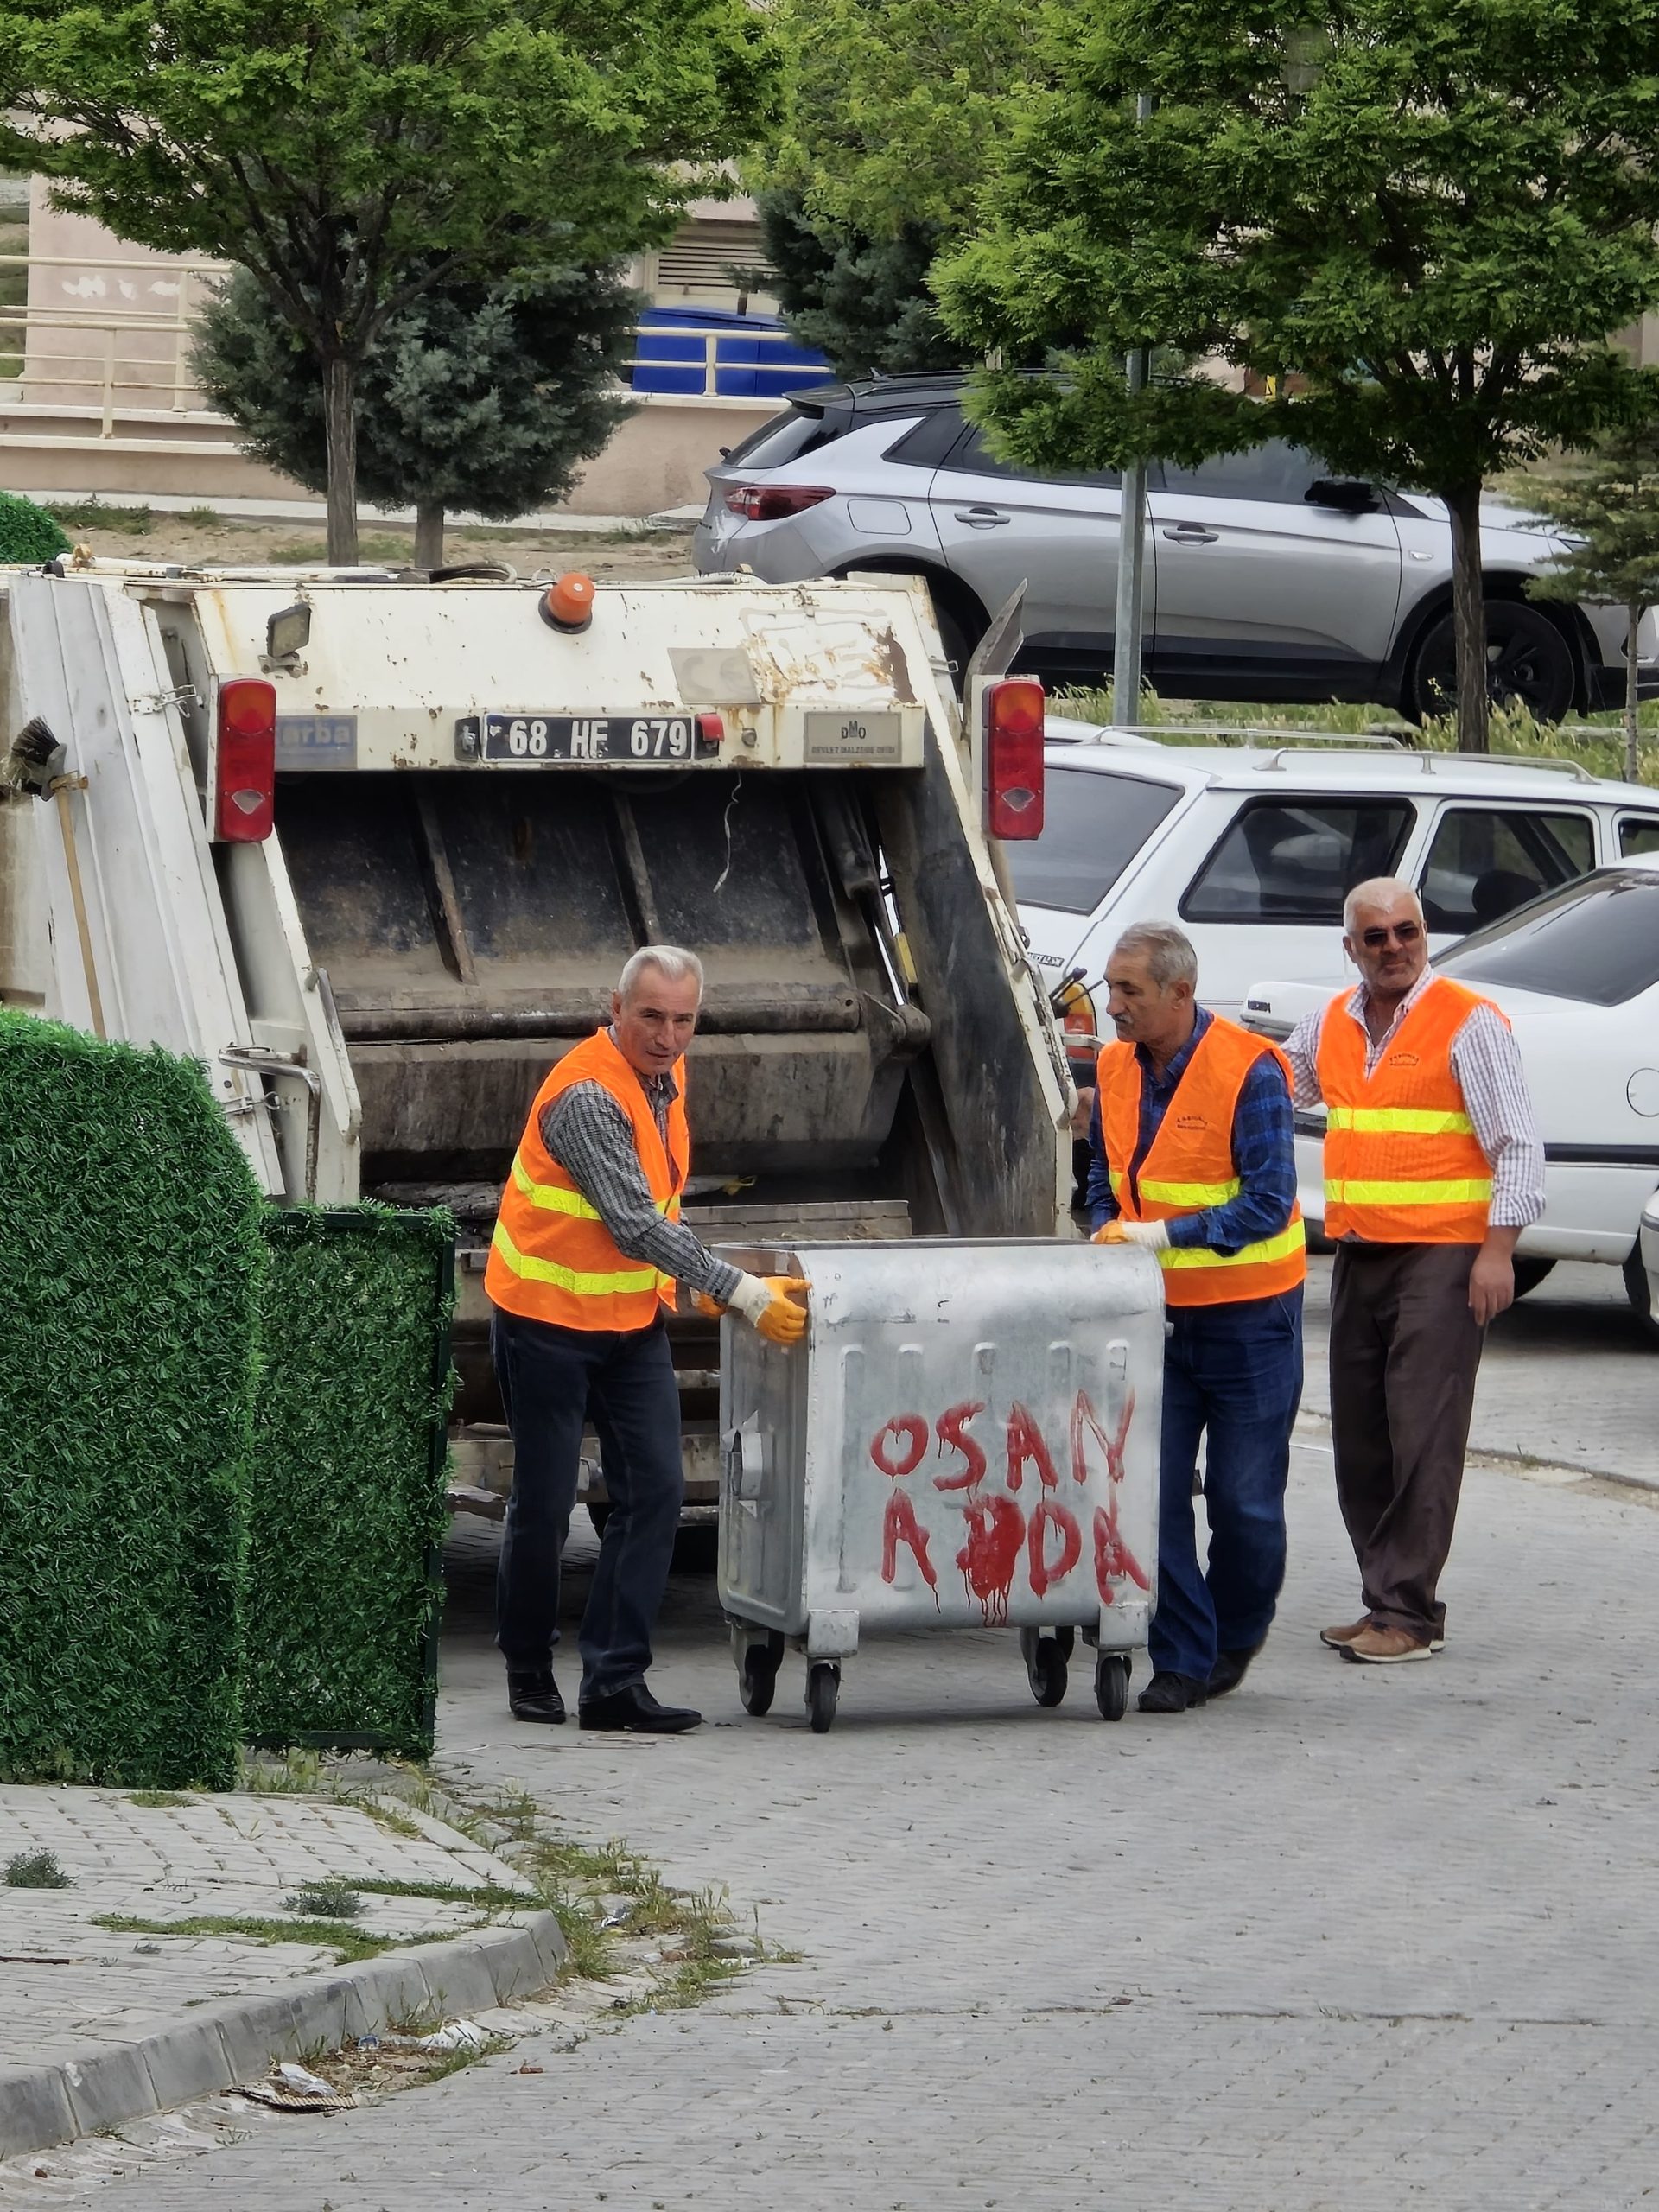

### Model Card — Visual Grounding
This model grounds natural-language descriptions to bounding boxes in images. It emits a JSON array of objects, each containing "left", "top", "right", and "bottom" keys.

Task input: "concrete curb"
[
  {"left": 1294, "top": 1407, "right": 1659, "bottom": 1495},
  {"left": 0, "top": 1910, "right": 567, "bottom": 2162}
]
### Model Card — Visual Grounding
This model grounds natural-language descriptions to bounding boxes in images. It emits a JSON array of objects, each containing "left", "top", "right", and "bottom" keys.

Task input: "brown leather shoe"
[
  {"left": 1343, "top": 1624, "right": 1434, "bottom": 1664},
  {"left": 1319, "top": 1616, "right": 1372, "bottom": 1649}
]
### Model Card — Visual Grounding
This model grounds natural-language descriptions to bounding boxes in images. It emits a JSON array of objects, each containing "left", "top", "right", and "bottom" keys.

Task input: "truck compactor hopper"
[{"left": 0, "top": 561, "right": 1071, "bottom": 1510}]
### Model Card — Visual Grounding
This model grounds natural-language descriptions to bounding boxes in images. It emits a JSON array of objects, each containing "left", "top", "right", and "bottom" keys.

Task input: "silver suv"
[{"left": 692, "top": 375, "right": 1659, "bottom": 719}]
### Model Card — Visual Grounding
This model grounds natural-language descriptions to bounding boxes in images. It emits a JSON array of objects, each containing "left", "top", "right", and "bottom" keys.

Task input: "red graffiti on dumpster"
[
  {"left": 956, "top": 1492, "right": 1025, "bottom": 1624},
  {"left": 872, "top": 1388, "right": 1146, "bottom": 1616}
]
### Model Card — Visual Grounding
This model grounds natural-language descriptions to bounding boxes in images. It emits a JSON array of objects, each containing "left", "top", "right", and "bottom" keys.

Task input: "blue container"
[{"left": 632, "top": 308, "right": 835, "bottom": 401}]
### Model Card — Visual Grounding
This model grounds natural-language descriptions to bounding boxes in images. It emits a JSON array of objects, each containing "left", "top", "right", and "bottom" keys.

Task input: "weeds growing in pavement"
[
  {"left": 284, "top": 1878, "right": 366, "bottom": 1919},
  {"left": 4, "top": 1847, "right": 73, "bottom": 1887},
  {"left": 93, "top": 1910, "right": 466, "bottom": 1966},
  {"left": 124, "top": 1791, "right": 195, "bottom": 1808}
]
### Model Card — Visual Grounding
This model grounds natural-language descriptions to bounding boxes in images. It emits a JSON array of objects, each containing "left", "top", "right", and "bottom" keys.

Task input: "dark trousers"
[
  {"left": 1328, "top": 1242, "right": 1484, "bottom": 1640},
  {"left": 1152, "top": 1288, "right": 1304, "bottom": 1683},
  {"left": 491, "top": 1306, "right": 683, "bottom": 1702}
]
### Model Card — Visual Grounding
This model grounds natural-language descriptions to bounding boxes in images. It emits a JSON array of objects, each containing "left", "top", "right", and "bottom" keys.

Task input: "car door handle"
[
  {"left": 1162, "top": 524, "right": 1220, "bottom": 543},
  {"left": 954, "top": 506, "right": 1011, "bottom": 526}
]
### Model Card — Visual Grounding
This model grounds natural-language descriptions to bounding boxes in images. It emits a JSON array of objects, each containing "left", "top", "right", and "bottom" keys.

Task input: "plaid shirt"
[
  {"left": 539, "top": 1043, "right": 741, "bottom": 1304},
  {"left": 1086, "top": 1006, "right": 1299, "bottom": 1254}
]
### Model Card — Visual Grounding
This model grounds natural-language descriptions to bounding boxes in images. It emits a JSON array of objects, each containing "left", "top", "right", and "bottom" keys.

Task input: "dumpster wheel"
[
  {"left": 806, "top": 1661, "right": 840, "bottom": 1734},
  {"left": 1020, "top": 1626, "right": 1074, "bottom": 1708},
  {"left": 1095, "top": 1653, "right": 1130, "bottom": 1722},
  {"left": 738, "top": 1631, "right": 786, "bottom": 1718}
]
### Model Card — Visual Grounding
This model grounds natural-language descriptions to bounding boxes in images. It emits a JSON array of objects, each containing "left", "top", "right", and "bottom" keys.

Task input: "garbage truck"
[{"left": 0, "top": 555, "right": 1072, "bottom": 1518}]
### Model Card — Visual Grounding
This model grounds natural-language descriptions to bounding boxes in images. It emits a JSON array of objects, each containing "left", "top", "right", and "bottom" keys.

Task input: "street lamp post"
[{"left": 1110, "top": 93, "right": 1154, "bottom": 729}]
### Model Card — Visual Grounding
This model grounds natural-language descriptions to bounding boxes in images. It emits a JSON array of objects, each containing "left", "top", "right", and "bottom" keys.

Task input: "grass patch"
[
  {"left": 94, "top": 1910, "right": 429, "bottom": 1966},
  {"left": 124, "top": 1790, "right": 195, "bottom": 1809},
  {"left": 264, "top": 531, "right": 412, "bottom": 566},
  {"left": 44, "top": 499, "right": 153, "bottom": 536},
  {"left": 4, "top": 1847, "right": 73, "bottom": 1888},
  {"left": 1049, "top": 685, "right": 1659, "bottom": 785},
  {"left": 284, "top": 1878, "right": 366, "bottom": 1919},
  {"left": 179, "top": 505, "right": 223, "bottom": 526}
]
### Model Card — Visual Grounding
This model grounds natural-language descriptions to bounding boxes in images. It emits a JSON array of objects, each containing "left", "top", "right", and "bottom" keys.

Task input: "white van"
[{"left": 1014, "top": 728, "right": 1659, "bottom": 1081}]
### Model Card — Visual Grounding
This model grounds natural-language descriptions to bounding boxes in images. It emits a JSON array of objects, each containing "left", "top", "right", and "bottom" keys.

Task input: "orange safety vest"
[
  {"left": 1319, "top": 976, "right": 1500, "bottom": 1244},
  {"left": 485, "top": 1027, "right": 689, "bottom": 1332},
  {"left": 1096, "top": 1016, "right": 1306, "bottom": 1307}
]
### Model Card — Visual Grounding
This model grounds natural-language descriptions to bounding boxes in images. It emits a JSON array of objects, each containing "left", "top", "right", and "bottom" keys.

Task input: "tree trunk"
[
  {"left": 322, "top": 355, "right": 359, "bottom": 566},
  {"left": 414, "top": 501, "right": 446, "bottom": 569},
  {"left": 1444, "top": 481, "right": 1490, "bottom": 754},
  {"left": 1626, "top": 604, "right": 1643, "bottom": 786}
]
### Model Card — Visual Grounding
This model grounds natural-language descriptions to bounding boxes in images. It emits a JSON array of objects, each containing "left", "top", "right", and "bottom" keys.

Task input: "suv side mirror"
[{"left": 1306, "top": 479, "right": 1380, "bottom": 513}]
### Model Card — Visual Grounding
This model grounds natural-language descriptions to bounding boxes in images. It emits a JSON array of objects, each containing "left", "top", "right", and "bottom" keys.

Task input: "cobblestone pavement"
[
  {"left": 1300, "top": 1255, "right": 1659, "bottom": 1485},
  {"left": 71, "top": 1256, "right": 1659, "bottom": 2212},
  {"left": 0, "top": 1789, "right": 531, "bottom": 2075}
]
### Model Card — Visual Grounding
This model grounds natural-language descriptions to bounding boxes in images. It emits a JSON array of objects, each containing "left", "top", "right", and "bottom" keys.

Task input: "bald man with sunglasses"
[{"left": 1284, "top": 879, "right": 1542, "bottom": 1665}]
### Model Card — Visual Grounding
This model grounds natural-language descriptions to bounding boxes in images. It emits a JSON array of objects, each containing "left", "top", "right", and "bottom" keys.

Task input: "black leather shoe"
[
  {"left": 579, "top": 1682, "right": 702, "bottom": 1734},
  {"left": 1136, "top": 1670, "right": 1209, "bottom": 1714},
  {"left": 507, "top": 1670, "right": 566, "bottom": 1724},
  {"left": 1205, "top": 1642, "right": 1265, "bottom": 1700}
]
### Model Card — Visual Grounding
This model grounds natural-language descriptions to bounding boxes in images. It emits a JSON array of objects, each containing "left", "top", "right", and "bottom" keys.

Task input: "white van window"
[
  {"left": 1007, "top": 766, "right": 1182, "bottom": 914},
  {"left": 1180, "top": 797, "right": 1414, "bottom": 925},
  {"left": 1417, "top": 807, "right": 1593, "bottom": 932},
  {"left": 1619, "top": 814, "right": 1659, "bottom": 859}
]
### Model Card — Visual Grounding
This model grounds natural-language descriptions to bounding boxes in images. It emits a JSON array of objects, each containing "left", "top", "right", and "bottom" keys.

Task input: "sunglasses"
[{"left": 1357, "top": 921, "right": 1423, "bottom": 948}]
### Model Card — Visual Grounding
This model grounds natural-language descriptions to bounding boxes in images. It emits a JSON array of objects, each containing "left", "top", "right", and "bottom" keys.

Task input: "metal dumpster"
[{"left": 717, "top": 1239, "right": 1162, "bottom": 1731}]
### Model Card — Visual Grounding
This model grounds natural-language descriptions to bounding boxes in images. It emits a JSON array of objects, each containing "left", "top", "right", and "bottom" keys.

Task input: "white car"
[
  {"left": 1637, "top": 1189, "right": 1659, "bottom": 1344},
  {"left": 1014, "top": 731, "right": 1659, "bottom": 1096},
  {"left": 1238, "top": 859, "right": 1659, "bottom": 1325}
]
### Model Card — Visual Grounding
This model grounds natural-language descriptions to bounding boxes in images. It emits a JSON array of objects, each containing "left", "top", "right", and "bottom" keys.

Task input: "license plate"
[{"left": 461, "top": 713, "right": 718, "bottom": 763}]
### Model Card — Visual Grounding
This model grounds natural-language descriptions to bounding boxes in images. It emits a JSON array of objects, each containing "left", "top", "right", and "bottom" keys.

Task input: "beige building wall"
[{"left": 4, "top": 192, "right": 783, "bottom": 517}]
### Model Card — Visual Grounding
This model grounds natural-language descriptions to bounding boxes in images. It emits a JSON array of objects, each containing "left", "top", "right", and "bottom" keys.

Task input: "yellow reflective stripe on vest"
[
  {"left": 1325, "top": 1106, "right": 1475, "bottom": 1136},
  {"left": 1323, "top": 1177, "right": 1493, "bottom": 1207},
  {"left": 511, "top": 1154, "right": 677, "bottom": 1222},
  {"left": 1138, "top": 1175, "right": 1242, "bottom": 1208},
  {"left": 490, "top": 1220, "right": 664, "bottom": 1298},
  {"left": 1158, "top": 1219, "right": 1307, "bottom": 1271}
]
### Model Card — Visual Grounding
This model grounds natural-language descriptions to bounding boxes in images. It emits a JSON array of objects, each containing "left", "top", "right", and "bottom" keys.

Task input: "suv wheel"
[{"left": 1402, "top": 602, "right": 1576, "bottom": 725}]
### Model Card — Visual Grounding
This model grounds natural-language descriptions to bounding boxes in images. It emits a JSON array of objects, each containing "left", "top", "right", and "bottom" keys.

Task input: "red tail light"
[
  {"left": 696, "top": 713, "right": 726, "bottom": 747},
  {"left": 724, "top": 484, "right": 836, "bottom": 521},
  {"left": 213, "top": 677, "right": 276, "bottom": 842},
  {"left": 985, "top": 676, "right": 1046, "bottom": 841}
]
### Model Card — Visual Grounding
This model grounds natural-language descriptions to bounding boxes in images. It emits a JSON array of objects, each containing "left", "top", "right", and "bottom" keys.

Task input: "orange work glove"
[
  {"left": 1092, "top": 1222, "right": 1128, "bottom": 1245},
  {"left": 755, "top": 1278, "right": 809, "bottom": 1346},
  {"left": 690, "top": 1291, "right": 725, "bottom": 1319}
]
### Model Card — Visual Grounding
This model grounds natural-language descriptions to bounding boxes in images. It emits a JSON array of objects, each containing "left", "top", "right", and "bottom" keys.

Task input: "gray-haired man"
[
  {"left": 486, "top": 945, "right": 806, "bottom": 1732},
  {"left": 1089, "top": 923, "right": 1306, "bottom": 1713}
]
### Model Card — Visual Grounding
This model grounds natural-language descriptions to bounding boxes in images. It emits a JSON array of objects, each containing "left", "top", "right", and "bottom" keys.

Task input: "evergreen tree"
[
  {"left": 1524, "top": 413, "right": 1659, "bottom": 783},
  {"left": 193, "top": 264, "right": 639, "bottom": 564},
  {"left": 753, "top": 190, "right": 969, "bottom": 378}
]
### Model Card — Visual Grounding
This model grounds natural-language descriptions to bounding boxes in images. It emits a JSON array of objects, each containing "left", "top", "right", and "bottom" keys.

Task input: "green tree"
[
  {"left": 0, "top": 0, "right": 774, "bottom": 562},
  {"left": 1523, "top": 414, "right": 1659, "bottom": 783},
  {"left": 753, "top": 0, "right": 1036, "bottom": 371},
  {"left": 753, "top": 189, "right": 969, "bottom": 378},
  {"left": 193, "top": 264, "right": 639, "bottom": 565},
  {"left": 936, "top": 0, "right": 1659, "bottom": 750}
]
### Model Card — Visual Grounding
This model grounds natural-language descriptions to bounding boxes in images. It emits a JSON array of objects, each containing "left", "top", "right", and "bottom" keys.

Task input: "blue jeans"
[
  {"left": 1150, "top": 1288, "right": 1304, "bottom": 1683},
  {"left": 492, "top": 1306, "right": 684, "bottom": 1702}
]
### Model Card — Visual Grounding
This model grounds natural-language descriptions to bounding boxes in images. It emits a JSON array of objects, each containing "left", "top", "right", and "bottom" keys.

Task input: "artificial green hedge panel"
[
  {"left": 244, "top": 1206, "right": 454, "bottom": 1757},
  {"left": 0, "top": 1012, "right": 261, "bottom": 1787},
  {"left": 0, "top": 491, "right": 71, "bottom": 563}
]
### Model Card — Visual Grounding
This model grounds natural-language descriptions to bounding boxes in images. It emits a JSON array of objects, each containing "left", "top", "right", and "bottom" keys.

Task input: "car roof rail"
[{"left": 1108, "top": 723, "right": 1412, "bottom": 750}]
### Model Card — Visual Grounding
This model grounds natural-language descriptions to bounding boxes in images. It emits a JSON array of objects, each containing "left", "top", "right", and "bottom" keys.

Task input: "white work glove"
[{"left": 1091, "top": 1218, "right": 1170, "bottom": 1251}]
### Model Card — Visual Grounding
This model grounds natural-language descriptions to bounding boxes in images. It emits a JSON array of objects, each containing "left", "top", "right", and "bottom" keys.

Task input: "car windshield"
[
  {"left": 1007, "top": 766, "right": 1183, "bottom": 914},
  {"left": 1438, "top": 871, "right": 1659, "bottom": 1006}
]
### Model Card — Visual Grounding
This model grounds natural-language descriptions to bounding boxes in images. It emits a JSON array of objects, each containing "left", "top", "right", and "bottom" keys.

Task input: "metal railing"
[{"left": 1, "top": 254, "right": 815, "bottom": 435}]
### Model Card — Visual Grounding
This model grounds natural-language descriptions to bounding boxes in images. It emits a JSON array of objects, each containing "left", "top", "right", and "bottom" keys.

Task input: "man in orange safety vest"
[
  {"left": 487, "top": 945, "right": 807, "bottom": 1733},
  {"left": 1090, "top": 921, "right": 1306, "bottom": 1713},
  {"left": 1285, "top": 879, "right": 1543, "bottom": 1666}
]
